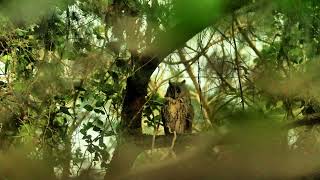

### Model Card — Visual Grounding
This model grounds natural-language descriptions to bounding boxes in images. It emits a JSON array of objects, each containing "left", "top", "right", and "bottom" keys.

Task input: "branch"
[
  {"left": 133, "top": 114, "right": 320, "bottom": 150},
  {"left": 235, "top": 17, "right": 263, "bottom": 59},
  {"left": 232, "top": 15, "right": 245, "bottom": 110},
  {"left": 177, "top": 49, "right": 213, "bottom": 127},
  {"left": 128, "top": 130, "right": 237, "bottom": 151}
]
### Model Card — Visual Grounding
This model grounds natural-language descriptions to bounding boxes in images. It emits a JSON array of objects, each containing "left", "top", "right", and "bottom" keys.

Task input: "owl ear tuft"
[{"left": 181, "top": 80, "right": 186, "bottom": 84}]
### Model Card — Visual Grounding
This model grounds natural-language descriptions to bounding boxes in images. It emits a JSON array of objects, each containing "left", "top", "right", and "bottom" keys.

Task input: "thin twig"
[{"left": 232, "top": 14, "right": 245, "bottom": 110}]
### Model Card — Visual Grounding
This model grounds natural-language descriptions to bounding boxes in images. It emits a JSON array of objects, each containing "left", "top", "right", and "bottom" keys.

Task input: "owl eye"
[{"left": 176, "top": 87, "right": 181, "bottom": 94}]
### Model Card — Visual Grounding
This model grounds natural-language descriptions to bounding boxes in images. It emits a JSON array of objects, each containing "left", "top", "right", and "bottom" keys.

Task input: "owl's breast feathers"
[{"left": 161, "top": 97, "right": 193, "bottom": 134}]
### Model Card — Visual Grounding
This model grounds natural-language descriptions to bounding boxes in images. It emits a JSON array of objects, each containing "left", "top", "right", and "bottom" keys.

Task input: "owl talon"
[
  {"left": 170, "top": 131, "right": 177, "bottom": 150},
  {"left": 169, "top": 131, "right": 177, "bottom": 159}
]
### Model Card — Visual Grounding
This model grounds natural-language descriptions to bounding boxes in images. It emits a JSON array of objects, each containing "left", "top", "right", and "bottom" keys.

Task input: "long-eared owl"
[{"left": 161, "top": 80, "right": 194, "bottom": 135}]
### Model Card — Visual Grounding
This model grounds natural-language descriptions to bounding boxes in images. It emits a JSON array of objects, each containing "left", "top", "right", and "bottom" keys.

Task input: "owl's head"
[{"left": 165, "top": 80, "right": 188, "bottom": 99}]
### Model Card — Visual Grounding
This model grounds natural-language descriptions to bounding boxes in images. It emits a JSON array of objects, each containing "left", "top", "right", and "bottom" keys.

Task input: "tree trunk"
[
  {"left": 62, "top": 135, "right": 72, "bottom": 179},
  {"left": 105, "top": 140, "right": 143, "bottom": 179}
]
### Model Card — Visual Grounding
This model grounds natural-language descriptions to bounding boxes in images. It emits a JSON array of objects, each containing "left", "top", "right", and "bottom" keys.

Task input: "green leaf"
[
  {"left": 4, "top": 60, "right": 10, "bottom": 74},
  {"left": 15, "top": 28, "right": 28, "bottom": 37},
  {"left": 87, "top": 145, "right": 95, "bottom": 153},
  {"left": 0, "top": 55, "right": 12, "bottom": 63},
  {"left": 101, "top": 161, "right": 108, "bottom": 168},
  {"left": 80, "top": 128, "right": 87, "bottom": 135},
  {"left": 93, "top": 126, "right": 101, "bottom": 132},
  {"left": 99, "top": 137, "right": 104, "bottom": 147},
  {"left": 94, "top": 108, "right": 105, "bottom": 114},
  {"left": 75, "top": 86, "right": 86, "bottom": 91},
  {"left": 60, "top": 106, "right": 71, "bottom": 116},
  {"left": 84, "top": 104, "right": 93, "bottom": 111},
  {"left": 95, "top": 100, "right": 104, "bottom": 107},
  {"left": 83, "top": 134, "right": 92, "bottom": 140},
  {"left": 108, "top": 71, "right": 119, "bottom": 82},
  {"left": 93, "top": 152, "right": 100, "bottom": 161},
  {"left": 99, "top": 110, "right": 106, "bottom": 115},
  {"left": 115, "top": 58, "right": 127, "bottom": 68},
  {"left": 105, "top": 131, "right": 116, "bottom": 137},
  {"left": 95, "top": 119, "right": 104, "bottom": 127},
  {"left": 154, "top": 115, "right": 161, "bottom": 122},
  {"left": 102, "top": 84, "right": 116, "bottom": 96}
]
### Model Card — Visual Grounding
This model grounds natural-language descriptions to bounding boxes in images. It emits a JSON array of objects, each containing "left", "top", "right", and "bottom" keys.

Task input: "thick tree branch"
[
  {"left": 132, "top": 115, "right": 320, "bottom": 149},
  {"left": 130, "top": 132, "right": 230, "bottom": 150}
]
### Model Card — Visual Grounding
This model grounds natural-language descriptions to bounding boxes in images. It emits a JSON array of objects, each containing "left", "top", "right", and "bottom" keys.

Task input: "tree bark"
[{"left": 62, "top": 135, "right": 72, "bottom": 179}]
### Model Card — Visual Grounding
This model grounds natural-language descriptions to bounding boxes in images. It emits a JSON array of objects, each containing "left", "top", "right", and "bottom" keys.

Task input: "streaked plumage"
[{"left": 161, "top": 80, "right": 193, "bottom": 135}]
